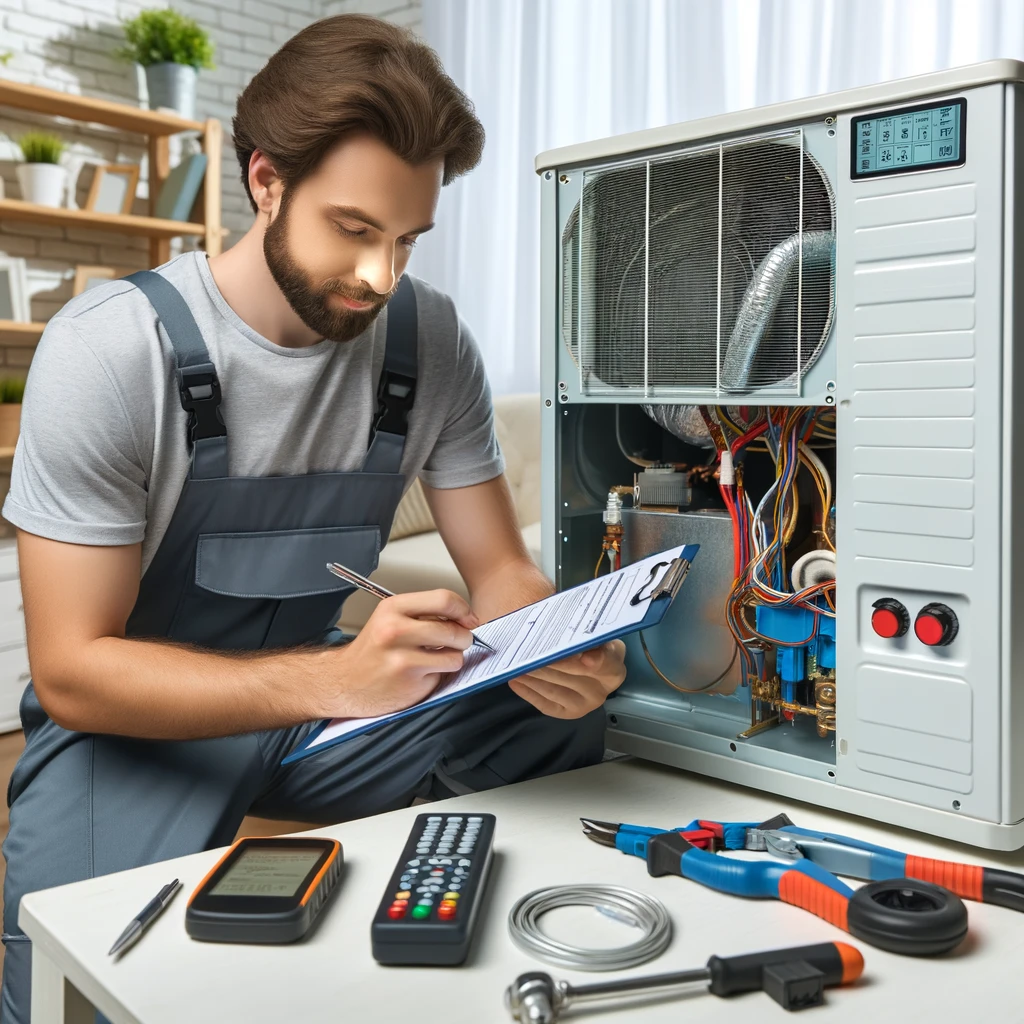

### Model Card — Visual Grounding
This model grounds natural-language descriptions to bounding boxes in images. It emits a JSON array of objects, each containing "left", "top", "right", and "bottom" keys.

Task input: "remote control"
[{"left": 371, "top": 812, "right": 495, "bottom": 965}]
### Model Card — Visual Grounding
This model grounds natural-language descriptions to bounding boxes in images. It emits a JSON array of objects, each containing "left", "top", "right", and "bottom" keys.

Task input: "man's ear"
[{"left": 248, "top": 150, "right": 283, "bottom": 216}]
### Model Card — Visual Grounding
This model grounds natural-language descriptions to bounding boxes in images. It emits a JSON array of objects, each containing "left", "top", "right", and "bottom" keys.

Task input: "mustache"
[{"left": 319, "top": 280, "right": 396, "bottom": 306}]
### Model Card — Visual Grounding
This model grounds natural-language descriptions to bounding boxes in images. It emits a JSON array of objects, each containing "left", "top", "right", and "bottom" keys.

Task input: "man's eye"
[
  {"left": 400, "top": 237, "right": 417, "bottom": 250},
  {"left": 334, "top": 223, "right": 366, "bottom": 238}
]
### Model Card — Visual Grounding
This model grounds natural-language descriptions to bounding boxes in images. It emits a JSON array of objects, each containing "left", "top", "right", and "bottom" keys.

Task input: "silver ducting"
[{"left": 720, "top": 230, "right": 835, "bottom": 392}]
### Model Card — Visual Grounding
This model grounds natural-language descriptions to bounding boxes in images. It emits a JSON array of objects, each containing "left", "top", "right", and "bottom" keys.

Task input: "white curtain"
[{"left": 415, "top": 0, "right": 1024, "bottom": 394}]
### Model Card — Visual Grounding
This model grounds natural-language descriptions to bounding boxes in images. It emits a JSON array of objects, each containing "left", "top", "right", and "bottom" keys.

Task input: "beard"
[{"left": 263, "top": 196, "right": 395, "bottom": 343}]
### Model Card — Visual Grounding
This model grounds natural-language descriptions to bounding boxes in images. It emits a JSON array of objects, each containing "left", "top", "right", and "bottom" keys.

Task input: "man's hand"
[
  {"left": 508, "top": 639, "right": 626, "bottom": 719},
  {"left": 323, "top": 589, "right": 479, "bottom": 720}
]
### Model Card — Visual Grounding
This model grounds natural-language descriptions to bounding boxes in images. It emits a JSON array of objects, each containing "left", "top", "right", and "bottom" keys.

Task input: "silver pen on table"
[
  {"left": 326, "top": 562, "right": 497, "bottom": 653},
  {"left": 108, "top": 879, "right": 182, "bottom": 959}
]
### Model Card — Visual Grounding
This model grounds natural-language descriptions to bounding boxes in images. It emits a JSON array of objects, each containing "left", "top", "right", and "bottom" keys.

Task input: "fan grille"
[{"left": 562, "top": 132, "right": 836, "bottom": 395}]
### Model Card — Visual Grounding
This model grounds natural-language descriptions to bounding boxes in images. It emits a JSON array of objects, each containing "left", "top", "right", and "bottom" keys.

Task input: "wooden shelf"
[
  {"left": 0, "top": 79, "right": 204, "bottom": 136},
  {"left": 0, "top": 449, "right": 15, "bottom": 460},
  {"left": 0, "top": 198, "right": 205, "bottom": 240},
  {"left": 0, "top": 321, "right": 43, "bottom": 345}
]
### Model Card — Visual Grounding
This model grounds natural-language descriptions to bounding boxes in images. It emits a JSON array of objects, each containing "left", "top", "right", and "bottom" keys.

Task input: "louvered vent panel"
[{"left": 562, "top": 131, "right": 836, "bottom": 396}]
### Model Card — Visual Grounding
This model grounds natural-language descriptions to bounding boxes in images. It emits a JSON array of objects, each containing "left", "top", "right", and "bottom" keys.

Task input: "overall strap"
[
  {"left": 126, "top": 269, "right": 228, "bottom": 479},
  {"left": 363, "top": 274, "right": 418, "bottom": 474}
]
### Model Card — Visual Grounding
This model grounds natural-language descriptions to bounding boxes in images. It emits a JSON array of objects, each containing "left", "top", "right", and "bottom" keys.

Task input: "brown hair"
[{"left": 232, "top": 15, "right": 485, "bottom": 212}]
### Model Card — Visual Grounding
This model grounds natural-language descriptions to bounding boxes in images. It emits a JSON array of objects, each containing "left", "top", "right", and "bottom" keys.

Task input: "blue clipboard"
[{"left": 282, "top": 543, "right": 699, "bottom": 764}]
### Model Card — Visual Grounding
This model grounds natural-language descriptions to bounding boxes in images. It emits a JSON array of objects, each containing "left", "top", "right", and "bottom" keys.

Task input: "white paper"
[{"left": 303, "top": 544, "right": 690, "bottom": 752}]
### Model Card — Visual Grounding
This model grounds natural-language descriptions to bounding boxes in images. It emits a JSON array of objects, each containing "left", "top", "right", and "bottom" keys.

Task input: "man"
[{"left": 0, "top": 14, "right": 625, "bottom": 1023}]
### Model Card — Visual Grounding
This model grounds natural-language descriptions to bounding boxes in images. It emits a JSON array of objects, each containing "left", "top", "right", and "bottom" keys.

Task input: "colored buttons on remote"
[{"left": 373, "top": 812, "right": 496, "bottom": 965}]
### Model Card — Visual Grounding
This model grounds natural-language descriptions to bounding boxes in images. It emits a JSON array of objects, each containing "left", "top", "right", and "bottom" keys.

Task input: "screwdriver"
[{"left": 505, "top": 941, "right": 864, "bottom": 1021}]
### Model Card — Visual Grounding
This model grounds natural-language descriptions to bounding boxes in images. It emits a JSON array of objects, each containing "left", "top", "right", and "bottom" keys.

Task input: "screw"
[
  {"left": 827, "top": 128, "right": 836, "bottom": 137},
  {"left": 559, "top": 393, "right": 569, "bottom": 403},
  {"left": 544, "top": 171, "right": 553, "bottom": 180},
  {"left": 559, "top": 174, "right": 571, "bottom": 184},
  {"left": 826, "top": 380, "right": 836, "bottom": 391},
  {"left": 544, "top": 398, "right": 552, "bottom": 407},
  {"left": 953, "top": 800, "right": 961, "bottom": 811},
  {"left": 558, "top": 381, "right": 567, "bottom": 390},
  {"left": 825, "top": 116, "right": 836, "bottom": 125},
  {"left": 609, "top": 715, "right": 618, "bottom": 726},
  {"left": 825, "top": 395, "right": 835, "bottom": 405}
]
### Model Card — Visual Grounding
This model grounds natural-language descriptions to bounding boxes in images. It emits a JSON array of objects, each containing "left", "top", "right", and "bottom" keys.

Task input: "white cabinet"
[{"left": 0, "top": 539, "right": 26, "bottom": 733}]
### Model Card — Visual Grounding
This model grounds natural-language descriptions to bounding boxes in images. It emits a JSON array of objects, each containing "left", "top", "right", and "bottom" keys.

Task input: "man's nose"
[{"left": 355, "top": 246, "right": 396, "bottom": 297}]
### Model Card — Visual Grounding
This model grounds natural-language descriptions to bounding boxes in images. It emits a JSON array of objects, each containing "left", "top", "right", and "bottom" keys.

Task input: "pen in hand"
[
  {"left": 326, "top": 562, "right": 497, "bottom": 654},
  {"left": 108, "top": 879, "right": 182, "bottom": 959}
]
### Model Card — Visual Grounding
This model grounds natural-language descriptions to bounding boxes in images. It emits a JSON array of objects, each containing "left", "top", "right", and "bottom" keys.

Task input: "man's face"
[{"left": 262, "top": 133, "right": 443, "bottom": 342}]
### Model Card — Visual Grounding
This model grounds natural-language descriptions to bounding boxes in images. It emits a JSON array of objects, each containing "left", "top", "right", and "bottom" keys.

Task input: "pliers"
[{"left": 581, "top": 812, "right": 1024, "bottom": 956}]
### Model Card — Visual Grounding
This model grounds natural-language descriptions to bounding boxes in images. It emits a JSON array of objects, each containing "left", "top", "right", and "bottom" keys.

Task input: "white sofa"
[{"left": 337, "top": 393, "right": 543, "bottom": 632}]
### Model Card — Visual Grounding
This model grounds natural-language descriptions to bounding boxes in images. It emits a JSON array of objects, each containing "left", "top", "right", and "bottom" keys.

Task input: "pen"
[
  {"left": 108, "top": 879, "right": 182, "bottom": 959},
  {"left": 326, "top": 562, "right": 497, "bottom": 653}
]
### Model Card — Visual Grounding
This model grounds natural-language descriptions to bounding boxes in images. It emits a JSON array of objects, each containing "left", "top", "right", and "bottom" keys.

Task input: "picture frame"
[
  {"left": 0, "top": 256, "right": 30, "bottom": 322},
  {"left": 84, "top": 163, "right": 140, "bottom": 216},
  {"left": 72, "top": 265, "right": 117, "bottom": 297}
]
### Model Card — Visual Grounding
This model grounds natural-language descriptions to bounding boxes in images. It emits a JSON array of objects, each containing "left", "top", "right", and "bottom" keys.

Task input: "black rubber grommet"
[{"left": 848, "top": 878, "right": 968, "bottom": 956}]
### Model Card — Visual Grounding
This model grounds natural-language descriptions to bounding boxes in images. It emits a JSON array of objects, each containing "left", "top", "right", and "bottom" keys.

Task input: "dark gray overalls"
[{"left": 0, "top": 271, "right": 606, "bottom": 1024}]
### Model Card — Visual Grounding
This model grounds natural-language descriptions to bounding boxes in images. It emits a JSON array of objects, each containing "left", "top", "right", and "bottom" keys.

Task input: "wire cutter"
[{"left": 580, "top": 812, "right": 1024, "bottom": 956}]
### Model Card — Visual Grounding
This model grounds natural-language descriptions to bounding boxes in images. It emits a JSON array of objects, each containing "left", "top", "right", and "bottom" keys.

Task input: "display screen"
[
  {"left": 209, "top": 847, "right": 322, "bottom": 898},
  {"left": 852, "top": 98, "right": 965, "bottom": 178}
]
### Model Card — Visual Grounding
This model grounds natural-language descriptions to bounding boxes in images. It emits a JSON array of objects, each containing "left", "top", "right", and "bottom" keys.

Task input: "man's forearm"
[
  {"left": 470, "top": 556, "right": 554, "bottom": 622},
  {"left": 37, "top": 636, "right": 335, "bottom": 740}
]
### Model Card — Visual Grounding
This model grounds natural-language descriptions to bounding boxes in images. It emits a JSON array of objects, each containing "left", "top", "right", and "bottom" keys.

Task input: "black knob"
[
  {"left": 871, "top": 598, "right": 910, "bottom": 639},
  {"left": 914, "top": 603, "right": 959, "bottom": 647}
]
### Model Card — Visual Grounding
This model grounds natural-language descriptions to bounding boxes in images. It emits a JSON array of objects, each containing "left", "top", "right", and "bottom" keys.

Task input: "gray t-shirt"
[{"left": 3, "top": 252, "right": 503, "bottom": 573}]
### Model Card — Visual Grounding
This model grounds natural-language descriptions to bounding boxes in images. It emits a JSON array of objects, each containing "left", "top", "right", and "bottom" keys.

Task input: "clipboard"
[{"left": 282, "top": 542, "right": 699, "bottom": 764}]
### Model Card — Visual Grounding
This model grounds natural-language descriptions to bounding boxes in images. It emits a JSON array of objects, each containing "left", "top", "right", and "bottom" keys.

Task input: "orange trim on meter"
[
  {"left": 188, "top": 837, "right": 247, "bottom": 907},
  {"left": 300, "top": 840, "right": 342, "bottom": 906}
]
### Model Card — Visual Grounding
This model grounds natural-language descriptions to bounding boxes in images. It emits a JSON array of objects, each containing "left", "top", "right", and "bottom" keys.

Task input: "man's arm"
[
  {"left": 18, "top": 530, "right": 479, "bottom": 739},
  {"left": 423, "top": 476, "right": 625, "bottom": 718}
]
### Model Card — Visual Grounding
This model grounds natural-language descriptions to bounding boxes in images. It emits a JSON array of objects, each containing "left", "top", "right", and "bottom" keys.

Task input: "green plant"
[
  {"left": 116, "top": 8, "right": 215, "bottom": 70},
  {"left": 0, "top": 379, "right": 25, "bottom": 404},
  {"left": 0, "top": 53, "right": 13, "bottom": 67},
  {"left": 18, "top": 131, "right": 64, "bottom": 164}
]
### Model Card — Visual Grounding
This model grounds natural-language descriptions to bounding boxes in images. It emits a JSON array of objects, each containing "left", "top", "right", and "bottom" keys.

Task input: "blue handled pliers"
[{"left": 580, "top": 812, "right": 1023, "bottom": 956}]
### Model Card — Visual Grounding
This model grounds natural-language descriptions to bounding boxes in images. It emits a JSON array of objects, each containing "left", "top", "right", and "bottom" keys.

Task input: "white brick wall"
[{"left": 0, "top": 0, "right": 420, "bottom": 530}]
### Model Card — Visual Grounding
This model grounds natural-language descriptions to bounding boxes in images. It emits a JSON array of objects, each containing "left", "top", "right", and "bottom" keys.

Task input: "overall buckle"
[
  {"left": 177, "top": 363, "right": 226, "bottom": 446},
  {"left": 371, "top": 370, "right": 417, "bottom": 439}
]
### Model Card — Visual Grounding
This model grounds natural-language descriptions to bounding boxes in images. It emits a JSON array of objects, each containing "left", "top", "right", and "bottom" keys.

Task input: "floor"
[{"left": 0, "top": 729, "right": 317, "bottom": 971}]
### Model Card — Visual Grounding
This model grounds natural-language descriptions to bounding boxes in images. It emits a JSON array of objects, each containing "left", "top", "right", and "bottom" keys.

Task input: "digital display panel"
[
  {"left": 209, "top": 847, "right": 321, "bottom": 898},
  {"left": 852, "top": 98, "right": 965, "bottom": 178}
]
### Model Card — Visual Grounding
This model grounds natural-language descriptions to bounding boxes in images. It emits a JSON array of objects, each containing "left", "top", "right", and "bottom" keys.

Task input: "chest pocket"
[{"left": 170, "top": 526, "right": 381, "bottom": 649}]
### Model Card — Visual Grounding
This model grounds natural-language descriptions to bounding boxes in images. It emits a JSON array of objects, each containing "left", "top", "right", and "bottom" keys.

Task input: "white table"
[{"left": 20, "top": 759, "right": 1024, "bottom": 1023}]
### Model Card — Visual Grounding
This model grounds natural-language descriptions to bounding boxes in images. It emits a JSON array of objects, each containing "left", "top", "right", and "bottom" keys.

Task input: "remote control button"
[
  {"left": 457, "top": 848, "right": 471, "bottom": 855},
  {"left": 394, "top": 891, "right": 411, "bottom": 900},
  {"left": 458, "top": 859, "right": 472, "bottom": 867},
  {"left": 448, "top": 883, "right": 462, "bottom": 891},
  {"left": 428, "top": 858, "right": 442, "bottom": 865},
  {"left": 448, "top": 816, "right": 463, "bottom": 822},
  {"left": 439, "top": 858, "right": 453, "bottom": 865},
  {"left": 468, "top": 816, "right": 482, "bottom": 822},
  {"left": 416, "top": 886, "right": 433, "bottom": 893},
  {"left": 406, "top": 859, "right": 420, "bottom": 868},
  {"left": 388, "top": 906, "right": 407, "bottom": 919},
  {"left": 427, "top": 815, "right": 442, "bottom": 821},
  {"left": 443, "top": 892, "right": 460, "bottom": 900},
  {"left": 412, "top": 905, "right": 432, "bottom": 919},
  {"left": 438, "top": 905, "right": 457, "bottom": 920},
  {"left": 430, "top": 868, "right": 444, "bottom": 875}
]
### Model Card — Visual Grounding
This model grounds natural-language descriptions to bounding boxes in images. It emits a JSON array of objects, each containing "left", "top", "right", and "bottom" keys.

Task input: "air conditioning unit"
[{"left": 536, "top": 60, "right": 1024, "bottom": 850}]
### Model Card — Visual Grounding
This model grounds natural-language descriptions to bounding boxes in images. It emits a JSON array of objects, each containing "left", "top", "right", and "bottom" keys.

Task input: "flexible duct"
[{"left": 720, "top": 229, "right": 835, "bottom": 391}]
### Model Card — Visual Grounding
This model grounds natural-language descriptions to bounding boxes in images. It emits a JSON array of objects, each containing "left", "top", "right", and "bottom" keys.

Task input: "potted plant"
[
  {"left": 117, "top": 8, "right": 215, "bottom": 121},
  {"left": 15, "top": 132, "right": 67, "bottom": 208},
  {"left": 0, "top": 378, "right": 25, "bottom": 449}
]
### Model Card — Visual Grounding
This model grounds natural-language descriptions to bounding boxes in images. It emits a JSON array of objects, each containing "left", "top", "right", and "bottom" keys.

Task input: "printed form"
[{"left": 302, "top": 544, "right": 689, "bottom": 753}]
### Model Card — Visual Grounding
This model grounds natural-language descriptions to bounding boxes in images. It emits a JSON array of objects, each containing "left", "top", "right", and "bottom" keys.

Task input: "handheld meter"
[{"left": 186, "top": 836, "right": 343, "bottom": 943}]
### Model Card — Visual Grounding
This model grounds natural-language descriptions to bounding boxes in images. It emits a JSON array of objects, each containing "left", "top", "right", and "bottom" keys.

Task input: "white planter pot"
[
  {"left": 145, "top": 62, "right": 198, "bottom": 120},
  {"left": 15, "top": 163, "right": 67, "bottom": 208}
]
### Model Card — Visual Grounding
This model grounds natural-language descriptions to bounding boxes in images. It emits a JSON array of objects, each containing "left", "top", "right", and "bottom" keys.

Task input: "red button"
[
  {"left": 871, "top": 598, "right": 909, "bottom": 639},
  {"left": 388, "top": 905, "right": 407, "bottom": 919},
  {"left": 438, "top": 905, "right": 457, "bottom": 920},
  {"left": 914, "top": 603, "right": 959, "bottom": 647}
]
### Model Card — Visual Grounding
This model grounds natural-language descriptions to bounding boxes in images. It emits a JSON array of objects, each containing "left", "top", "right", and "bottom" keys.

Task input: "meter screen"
[
  {"left": 209, "top": 847, "right": 322, "bottom": 897},
  {"left": 852, "top": 98, "right": 965, "bottom": 178}
]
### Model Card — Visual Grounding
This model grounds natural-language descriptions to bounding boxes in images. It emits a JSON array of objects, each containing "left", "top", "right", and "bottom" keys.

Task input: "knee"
[{"left": 553, "top": 705, "right": 607, "bottom": 769}]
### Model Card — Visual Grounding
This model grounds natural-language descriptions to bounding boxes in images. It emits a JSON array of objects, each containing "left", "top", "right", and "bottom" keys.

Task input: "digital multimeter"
[{"left": 186, "top": 836, "right": 343, "bottom": 944}]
